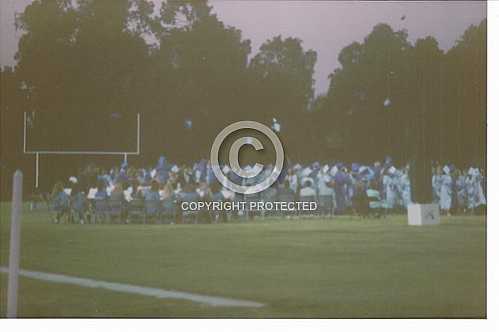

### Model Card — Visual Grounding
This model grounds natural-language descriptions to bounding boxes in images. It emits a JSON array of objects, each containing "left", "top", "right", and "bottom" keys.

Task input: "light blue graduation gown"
[
  {"left": 432, "top": 174, "right": 442, "bottom": 204},
  {"left": 383, "top": 174, "right": 397, "bottom": 209},
  {"left": 439, "top": 174, "right": 453, "bottom": 210},
  {"left": 456, "top": 175, "right": 467, "bottom": 208},
  {"left": 400, "top": 173, "right": 411, "bottom": 208}
]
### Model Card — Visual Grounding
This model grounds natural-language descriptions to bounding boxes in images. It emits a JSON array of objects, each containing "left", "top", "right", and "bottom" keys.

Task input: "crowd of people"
[{"left": 48, "top": 155, "right": 487, "bottom": 224}]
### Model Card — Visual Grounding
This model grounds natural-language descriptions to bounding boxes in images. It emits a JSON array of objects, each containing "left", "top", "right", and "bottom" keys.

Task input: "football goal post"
[{"left": 23, "top": 112, "right": 141, "bottom": 189}]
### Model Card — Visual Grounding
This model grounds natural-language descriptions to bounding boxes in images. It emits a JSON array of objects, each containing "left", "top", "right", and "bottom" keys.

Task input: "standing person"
[
  {"left": 206, "top": 161, "right": 216, "bottom": 185},
  {"left": 71, "top": 182, "right": 88, "bottom": 224},
  {"left": 317, "top": 165, "right": 336, "bottom": 216},
  {"left": 464, "top": 168, "right": 485, "bottom": 213},
  {"left": 155, "top": 155, "right": 170, "bottom": 184},
  {"left": 197, "top": 181, "right": 214, "bottom": 223},
  {"left": 472, "top": 168, "right": 487, "bottom": 211},
  {"left": 400, "top": 165, "right": 412, "bottom": 209},
  {"left": 440, "top": 166, "right": 453, "bottom": 216},
  {"left": 144, "top": 181, "right": 161, "bottom": 223},
  {"left": 109, "top": 182, "right": 126, "bottom": 223},
  {"left": 345, "top": 167, "right": 356, "bottom": 210},
  {"left": 51, "top": 182, "right": 70, "bottom": 224},
  {"left": 286, "top": 168, "right": 299, "bottom": 194},
  {"left": 432, "top": 166, "right": 443, "bottom": 205},
  {"left": 161, "top": 182, "right": 177, "bottom": 222},
  {"left": 480, "top": 167, "right": 486, "bottom": 202},
  {"left": 465, "top": 168, "right": 476, "bottom": 213},
  {"left": 372, "top": 161, "right": 383, "bottom": 192},
  {"left": 455, "top": 169, "right": 467, "bottom": 214},
  {"left": 352, "top": 180, "right": 369, "bottom": 217},
  {"left": 334, "top": 165, "right": 348, "bottom": 215},
  {"left": 392, "top": 169, "right": 405, "bottom": 210},
  {"left": 383, "top": 166, "right": 398, "bottom": 210}
]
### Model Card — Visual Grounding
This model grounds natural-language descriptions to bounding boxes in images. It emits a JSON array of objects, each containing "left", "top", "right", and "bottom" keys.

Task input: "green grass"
[{"left": 0, "top": 204, "right": 486, "bottom": 318}]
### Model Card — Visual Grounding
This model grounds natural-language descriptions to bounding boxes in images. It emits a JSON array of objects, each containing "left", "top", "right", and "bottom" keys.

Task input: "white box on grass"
[{"left": 408, "top": 203, "right": 440, "bottom": 226}]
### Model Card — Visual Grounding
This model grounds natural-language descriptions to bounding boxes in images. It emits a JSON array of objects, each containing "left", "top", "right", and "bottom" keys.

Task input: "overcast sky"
[{"left": 1, "top": 1, "right": 486, "bottom": 94}]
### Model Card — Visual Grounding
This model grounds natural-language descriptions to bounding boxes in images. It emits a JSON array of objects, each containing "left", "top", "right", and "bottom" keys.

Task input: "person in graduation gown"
[
  {"left": 383, "top": 167, "right": 398, "bottom": 210},
  {"left": 345, "top": 169, "right": 356, "bottom": 209},
  {"left": 317, "top": 165, "right": 336, "bottom": 215},
  {"left": 455, "top": 169, "right": 467, "bottom": 213},
  {"left": 465, "top": 168, "right": 476, "bottom": 211},
  {"left": 51, "top": 181, "right": 71, "bottom": 223},
  {"left": 439, "top": 166, "right": 453, "bottom": 216},
  {"left": 432, "top": 166, "right": 443, "bottom": 205},
  {"left": 469, "top": 168, "right": 486, "bottom": 211},
  {"left": 206, "top": 161, "right": 215, "bottom": 185},
  {"left": 155, "top": 155, "right": 170, "bottom": 184},
  {"left": 397, "top": 166, "right": 411, "bottom": 209},
  {"left": 334, "top": 165, "right": 348, "bottom": 214},
  {"left": 475, "top": 169, "right": 487, "bottom": 207},
  {"left": 287, "top": 167, "right": 299, "bottom": 194},
  {"left": 372, "top": 161, "right": 383, "bottom": 192},
  {"left": 299, "top": 178, "right": 317, "bottom": 200}
]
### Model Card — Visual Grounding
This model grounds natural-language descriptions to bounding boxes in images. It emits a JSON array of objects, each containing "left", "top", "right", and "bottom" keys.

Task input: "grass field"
[{"left": 0, "top": 204, "right": 486, "bottom": 318}]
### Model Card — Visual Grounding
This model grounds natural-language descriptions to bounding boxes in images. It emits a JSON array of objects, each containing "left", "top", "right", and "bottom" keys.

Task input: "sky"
[{"left": 0, "top": 0, "right": 486, "bottom": 95}]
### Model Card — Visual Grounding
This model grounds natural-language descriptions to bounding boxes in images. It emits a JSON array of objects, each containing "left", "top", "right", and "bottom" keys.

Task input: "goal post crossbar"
[{"left": 23, "top": 151, "right": 140, "bottom": 155}]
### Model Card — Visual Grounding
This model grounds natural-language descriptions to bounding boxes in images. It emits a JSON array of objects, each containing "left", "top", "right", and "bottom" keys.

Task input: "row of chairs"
[
  {"left": 228, "top": 190, "right": 336, "bottom": 219},
  {"left": 242, "top": 188, "right": 388, "bottom": 217},
  {"left": 49, "top": 188, "right": 388, "bottom": 224},
  {"left": 91, "top": 198, "right": 177, "bottom": 224}
]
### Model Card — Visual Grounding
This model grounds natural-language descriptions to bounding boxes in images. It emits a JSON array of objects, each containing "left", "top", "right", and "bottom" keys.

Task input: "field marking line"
[{"left": 0, "top": 266, "right": 264, "bottom": 308}]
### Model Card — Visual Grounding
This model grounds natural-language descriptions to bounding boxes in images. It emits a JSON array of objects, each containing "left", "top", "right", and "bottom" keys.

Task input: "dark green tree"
[
  {"left": 248, "top": 36, "right": 317, "bottom": 160},
  {"left": 324, "top": 24, "right": 411, "bottom": 162}
]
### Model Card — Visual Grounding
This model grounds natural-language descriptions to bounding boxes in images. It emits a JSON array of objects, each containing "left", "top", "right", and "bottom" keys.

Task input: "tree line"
[{"left": 0, "top": 0, "right": 486, "bottom": 194}]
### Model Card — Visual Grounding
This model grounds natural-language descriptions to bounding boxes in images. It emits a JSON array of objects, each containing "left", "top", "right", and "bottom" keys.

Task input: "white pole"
[
  {"left": 136, "top": 113, "right": 141, "bottom": 154},
  {"left": 23, "top": 112, "right": 27, "bottom": 153},
  {"left": 124, "top": 153, "right": 128, "bottom": 164},
  {"left": 35, "top": 153, "right": 39, "bottom": 189},
  {"left": 7, "top": 170, "right": 23, "bottom": 318}
]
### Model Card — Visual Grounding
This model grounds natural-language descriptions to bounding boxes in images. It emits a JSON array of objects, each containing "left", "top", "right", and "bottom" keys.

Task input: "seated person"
[
  {"left": 144, "top": 181, "right": 161, "bottom": 201},
  {"left": 210, "top": 182, "right": 225, "bottom": 202},
  {"left": 277, "top": 181, "right": 296, "bottom": 201},
  {"left": 161, "top": 182, "right": 177, "bottom": 217},
  {"left": 108, "top": 182, "right": 126, "bottom": 222},
  {"left": 110, "top": 182, "right": 125, "bottom": 201},
  {"left": 299, "top": 179, "right": 317, "bottom": 199},
  {"left": 196, "top": 181, "right": 212, "bottom": 200},
  {"left": 130, "top": 180, "right": 145, "bottom": 200},
  {"left": 94, "top": 181, "right": 108, "bottom": 200}
]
